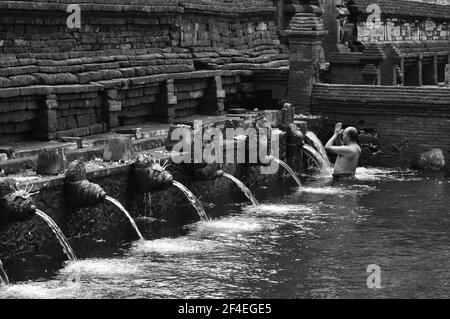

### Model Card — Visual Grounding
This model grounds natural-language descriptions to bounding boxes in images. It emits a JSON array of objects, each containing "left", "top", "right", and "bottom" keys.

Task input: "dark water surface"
[{"left": 1, "top": 168, "right": 449, "bottom": 299}]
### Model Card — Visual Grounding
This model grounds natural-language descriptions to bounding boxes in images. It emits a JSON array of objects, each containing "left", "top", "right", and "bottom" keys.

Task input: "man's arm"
[{"left": 325, "top": 123, "right": 353, "bottom": 156}]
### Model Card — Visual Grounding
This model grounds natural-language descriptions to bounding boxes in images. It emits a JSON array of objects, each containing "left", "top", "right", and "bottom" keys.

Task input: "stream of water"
[
  {"left": 2, "top": 168, "right": 447, "bottom": 298},
  {"left": 303, "top": 145, "right": 333, "bottom": 176},
  {"left": 272, "top": 158, "right": 302, "bottom": 187},
  {"left": 0, "top": 259, "right": 9, "bottom": 286},
  {"left": 35, "top": 210, "right": 77, "bottom": 262},
  {"left": 222, "top": 173, "right": 259, "bottom": 206},
  {"left": 305, "top": 131, "right": 332, "bottom": 169},
  {"left": 172, "top": 181, "right": 210, "bottom": 222},
  {"left": 105, "top": 196, "right": 144, "bottom": 241}
]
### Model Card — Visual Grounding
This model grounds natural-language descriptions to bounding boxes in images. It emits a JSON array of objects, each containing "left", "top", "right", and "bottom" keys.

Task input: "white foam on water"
[
  {"left": 355, "top": 167, "right": 420, "bottom": 181},
  {"left": 244, "top": 204, "right": 313, "bottom": 215},
  {"left": 131, "top": 238, "right": 219, "bottom": 255},
  {"left": 0, "top": 282, "right": 82, "bottom": 299},
  {"left": 299, "top": 186, "right": 348, "bottom": 195},
  {"left": 194, "top": 218, "right": 265, "bottom": 233},
  {"left": 61, "top": 259, "right": 141, "bottom": 277}
]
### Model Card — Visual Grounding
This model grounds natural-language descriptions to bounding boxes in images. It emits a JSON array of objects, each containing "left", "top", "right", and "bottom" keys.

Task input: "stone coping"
[
  {"left": 386, "top": 41, "right": 450, "bottom": 58},
  {"left": 0, "top": 1, "right": 181, "bottom": 14},
  {"left": 311, "top": 83, "right": 450, "bottom": 114},
  {"left": 0, "top": 84, "right": 101, "bottom": 98},
  {"left": 3, "top": 146, "right": 179, "bottom": 193},
  {"left": 329, "top": 52, "right": 364, "bottom": 65},
  {"left": 353, "top": 0, "right": 450, "bottom": 20},
  {"left": 0, "top": 69, "right": 253, "bottom": 98},
  {"left": 0, "top": 133, "right": 168, "bottom": 174},
  {"left": 0, "top": 1, "right": 276, "bottom": 16}
]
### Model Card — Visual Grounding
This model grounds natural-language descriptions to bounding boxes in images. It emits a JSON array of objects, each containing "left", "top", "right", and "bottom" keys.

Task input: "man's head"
[{"left": 342, "top": 126, "right": 359, "bottom": 145}]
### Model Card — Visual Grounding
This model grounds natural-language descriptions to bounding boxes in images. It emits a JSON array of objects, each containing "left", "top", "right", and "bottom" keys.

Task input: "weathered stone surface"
[
  {"left": 417, "top": 149, "right": 446, "bottom": 170},
  {"left": 103, "top": 136, "right": 136, "bottom": 162},
  {"left": 36, "top": 147, "right": 67, "bottom": 175},
  {"left": 0, "top": 0, "right": 290, "bottom": 144}
]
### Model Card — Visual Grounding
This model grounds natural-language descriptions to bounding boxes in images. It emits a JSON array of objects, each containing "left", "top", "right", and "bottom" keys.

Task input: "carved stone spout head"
[
  {"left": 132, "top": 154, "right": 174, "bottom": 193},
  {"left": 0, "top": 178, "right": 37, "bottom": 228},
  {"left": 65, "top": 161, "right": 107, "bottom": 208}
]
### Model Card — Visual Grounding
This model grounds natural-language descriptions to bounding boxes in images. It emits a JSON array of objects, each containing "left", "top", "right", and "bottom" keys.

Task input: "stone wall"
[
  {"left": 352, "top": 0, "right": 450, "bottom": 42},
  {"left": 0, "top": 0, "right": 287, "bottom": 143},
  {"left": 0, "top": 159, "right": 285, "bottom": 260},
  {"left": 310, "top": 83, "right": 450, "bottom": 166}
]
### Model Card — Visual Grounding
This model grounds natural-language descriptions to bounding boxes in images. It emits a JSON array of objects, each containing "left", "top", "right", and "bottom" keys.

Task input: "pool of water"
[{"left": 1, "top": 167, "right": 450, "bottom": 299}]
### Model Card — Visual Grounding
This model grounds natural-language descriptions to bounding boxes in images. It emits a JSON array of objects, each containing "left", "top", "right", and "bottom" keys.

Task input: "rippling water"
[{"left": 1, "top": 167, "right": 450, "bottom": 299}]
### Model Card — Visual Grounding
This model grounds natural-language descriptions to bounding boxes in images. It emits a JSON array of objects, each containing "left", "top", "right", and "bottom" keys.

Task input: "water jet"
[
  {"left": 304, "top": 131, "right": 332, "bottom": 170},
  {"left": 35, "top": 209, "right": 77, "bottom": 261},
  {"left": 270, "top": 157, "right": 303, "bottom": 187},
  {"left": 172, "top": 181, "right": 210, "bottom": 222},
  {"left": 65, "top": 160, "right": 143, "bottom": 240},
  {"left": 0, "top": 259, "right": 9, "bottom": 286},
  {"left": 222, "top": 172, "right": 259, "bottom": 206}
]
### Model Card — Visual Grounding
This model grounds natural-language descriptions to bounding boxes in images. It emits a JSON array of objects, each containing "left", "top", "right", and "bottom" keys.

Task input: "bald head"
[{"left": 343, "top": 126, "right": 359, "bottom": 144}]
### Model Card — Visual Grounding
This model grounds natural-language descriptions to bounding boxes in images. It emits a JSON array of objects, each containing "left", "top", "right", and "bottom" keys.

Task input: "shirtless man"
[{"left": 325, "top": 123, "right": 361, "bottom": 180}]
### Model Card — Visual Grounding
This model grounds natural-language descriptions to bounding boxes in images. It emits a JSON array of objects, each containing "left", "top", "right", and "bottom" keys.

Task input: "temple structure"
[
  {"left": 0, "top": 0, "right": 289, "bottom": 144},
  {"left": 1, "top": 0, "right": 450, "bottom": 165}
]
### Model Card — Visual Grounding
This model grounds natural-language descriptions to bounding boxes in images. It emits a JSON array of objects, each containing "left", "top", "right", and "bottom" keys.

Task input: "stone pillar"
[
  {"left": 154, "top": 79, "right": 177, "bottom": 123},
  {"left": 400, "top": 57, "right": 405, "bottom": 86},
  {"left": 199, "top": 75, "right": 226, "bottom": 115},
  {"left": 286, "top": 7, "right": 328, "bottom": 114},
  {"left": 320, "top": 0, "right": 342, "bottom": 59},
  {"left": 422, "top": 55, "right": 438, "bottom": 85},
  {"left": 418, "top": 56, "right": 423, "bottom": 86},
  {"left": 433, "top": 55, "right": 438, "bottom": 84},
  {"left": 428, "top": 56, "right": 436, "bottom": 85},
  {"left": 276, "top": 0, "right": 284, "bottom": 32},
  {"left": 103, "top": 89, "right": 121, "bottom": 128},
  {"left": 36, "top": 94, "right": 58, "bottom": 140},
  {"left": 445, "top": 63, "right": 450, "bottom": 86},
  {"left": 405, "top": 57, "right": 421, "bottom": 86}
]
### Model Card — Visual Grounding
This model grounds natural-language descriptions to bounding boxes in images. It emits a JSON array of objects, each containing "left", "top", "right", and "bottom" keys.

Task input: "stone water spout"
[
  {"left": 0, "top": 178, "right": 37, "bottom": 229},
  {"left": 131, "top": 154, "right": 174, "bottom": 192},
  {"left": 286, "top": 123, "right": 305, "bottom": 153},
  {"left": 65, "top": 160, "right": 143, "bottom": 240},
  {"left": 64, "top": 160, "right": 106, "bottom": 208}
]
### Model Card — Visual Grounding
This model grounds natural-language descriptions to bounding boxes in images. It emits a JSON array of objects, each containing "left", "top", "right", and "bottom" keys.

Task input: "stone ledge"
[
  {"left": 0, "top": 133, "right": 168, "bottom": 175},
  {"left": 0, "top": 84, "right": 102, "bottom": 98},
  {"left": 0, "top": 0, "right": 277, "bottom": 17},
  {"left": 0, "top": 1, "right": 182, "bottom": 14},
  {"left": 311, "top": 83, "right": 450, "bottom": 115},
  {"left": 95, "top": 69, "right": 253, "bottom": 89},
  {"left": 181, "top": 3, "right": 276, "bottom": 16},
  {"left": 354, "top": 0, "right": 450, "bottom": 20}
]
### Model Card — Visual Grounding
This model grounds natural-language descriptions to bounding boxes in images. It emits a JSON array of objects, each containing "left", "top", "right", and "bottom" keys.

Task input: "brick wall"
[
  {"left": 310, "top": 84, "right": 450, "bottom": 165},
  {"left": 0, "top": 0, "right": 286, "bottom": 143},
  {"left": 352, "top": 0, "right": 450, "bottom": 42},
  {"left": 358, "top": 19, "right": 450, "bottom": 42}
]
